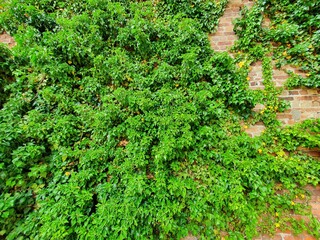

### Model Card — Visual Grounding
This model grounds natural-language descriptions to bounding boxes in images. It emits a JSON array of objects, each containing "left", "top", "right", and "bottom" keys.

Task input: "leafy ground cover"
[{"left": 0, "top": 0, "right": 319, "bottom": 239}]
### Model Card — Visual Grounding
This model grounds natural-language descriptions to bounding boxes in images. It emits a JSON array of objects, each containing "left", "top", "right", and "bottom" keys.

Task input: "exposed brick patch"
[
  {"left": 245, "top": 121, "right": 266, "bottom": 137},
  {"left": 249, "top": 61, "right": 264, "bottom": 90},
  {"left": 209, "top": 0, "right": 254, "bottom": 52},
  {"left": 273, "top": 67, "right": 290, "bottom": 87},
  {"left": 262, "top": 17, "right": 271, "bottom": 28},
  {"left": 0, "top": 32, "right": 16, "bottom": 48},
  {"left": 182, "top": 235, "right": 197, "bottom": 240},
  {"left": 289, "top": 91, "right": 299, "bottom": 95}
]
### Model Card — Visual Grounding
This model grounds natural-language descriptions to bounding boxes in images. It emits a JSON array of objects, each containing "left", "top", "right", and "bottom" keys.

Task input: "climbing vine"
[
  {"left": 233, "top": 0, "right": 320, "bottom": 88},
  {"left": 0, "top": 43, "right": 13, "bottom": 107},
  {"left": 0, "top": 0, "right": 319, "bottom": 239}
]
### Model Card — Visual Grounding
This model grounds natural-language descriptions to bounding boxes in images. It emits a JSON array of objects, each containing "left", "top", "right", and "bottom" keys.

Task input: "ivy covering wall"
[
  {"left": 233, "top": 0, "right": 320, "bottom": 88},
  {"left": 0, "top": 0, "right": 319, "bottom": 239}
]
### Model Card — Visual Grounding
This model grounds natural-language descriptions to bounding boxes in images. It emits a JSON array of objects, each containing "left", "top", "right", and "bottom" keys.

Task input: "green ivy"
[
  {"left": 0, "top": 43, "right": 13, "bottom": 107},
  {"left": 233, "top": 0, "right": 320, "bottom": 88},
  {"left": 157, "top": 0, "right": 228, "bottom": 32},
  {"left": 0, "top": 0, "right": 319, "bottom": 239}
]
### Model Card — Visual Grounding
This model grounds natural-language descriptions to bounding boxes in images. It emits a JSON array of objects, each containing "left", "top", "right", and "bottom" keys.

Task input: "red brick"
[
  {"left": 270, "top": 234, "right": 283, "bottom": 240},
  {"left": 281, "top": 90, "right": 290, "bottom": 95},
  {"left": 304, "top": 237, "right": 317, "bottom": 240},
  {"left": 311, "top": 210, "right": 320, "bottom": 220},
  {"left": 297, "top": 96, "right": 313, "bottom": 100},
  {"left": 291, "top": 215, "right": 309, "bottom": 221},
  {"left": 283, "top": 235, "right": 303, "bottom": 240},
  {"left": 225, "top": 26, "right": 235, "bottom": 32},
  {"left": 312, "top": 95, "right": 320, "bottom": 100},
  {"left": 299, "top": 90, "right": 309, "bottom": 95},
  {"left": 0, "top": 32, "right": 16, "bottom": 48},
  {"left": 217, "top": 41, "right": 233, "bottom": 46},
  {"left": 286, "top": 119, "right": 295, "bottom": 125},
  {"left": 302, "top": 108, "right": 320, "bottom": 112},
  {"left": 307, "top": 89, "right": 318, "bottom": 95},
  {"left": 279, "top": 97, "right": 295, "bottom": 101},
  {"left": 310, "top": 195, "right": 320, "bottom": 202},
  {"left": 300, "top": 101, "right": 313, "bottom": 108},
  {"left": 310, "top": 202, "right": 320, "bottom": 210},
  {"left": 305, "top": 185, "right": 320, "bottom": 192},
  {"left": 277, "top": 113, "right": 293, "bottom": 118},
  {"left": 305, "top": 151, "right": 320, "bottom": 158},
  {"left": 224, "top": 32, "right": 234, "bottom": 35},
  {"left": 274, "top": 75, "right": 288, "bottom": 80},
  {"left": 181, "top": 236, "right": 197, "bottom": 240},
  {"left": 219, "top": 23, "right": 232, "bottom": 27},
  {"left": 251, "top": 61, "right": 262, "bottom": 66},
  {"left": 289, "top": 91, "right": 300, "bottom": 95}
]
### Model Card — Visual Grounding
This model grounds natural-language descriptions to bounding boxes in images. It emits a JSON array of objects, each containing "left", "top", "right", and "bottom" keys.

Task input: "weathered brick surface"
[
  {"left": 209, "top": 0, "right": 254, "bottom": 51},
  {"left": 244, "top": 121, "right": 266, "bottom": 137},
  {"left": 247, "top": 61, "right": 320, "bottom": 128},
  {"left": 0, "top": 32, "right": 16, "bottom": 48},
  {"left": 209, "top": 0, "right": 320, "bottom": 134},
  {"left": 249, "top": 61, "right": 264, "bottom": 90},
  {"left": 182, "top": 235, "right": 197, "bottom": 240}
]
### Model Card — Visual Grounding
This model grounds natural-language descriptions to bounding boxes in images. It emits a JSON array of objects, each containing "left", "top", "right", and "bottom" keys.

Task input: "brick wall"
[
  {"left": 208, "top": 0, "right": 320, "bottom": 239},
  {"left": 209, "top": 0, "right": 320, "bottom": 138}
]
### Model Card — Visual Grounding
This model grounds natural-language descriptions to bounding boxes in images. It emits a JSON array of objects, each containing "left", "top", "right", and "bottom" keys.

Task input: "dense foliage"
[
  {"left": 233, "top": 0, "right": 320, "bottom": 88},
  {"left": 0, "top": 0, "right": 319, "bottom": 239},
  {"left": 0, "top": 43, "right": 13, "bottom": 107}
]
